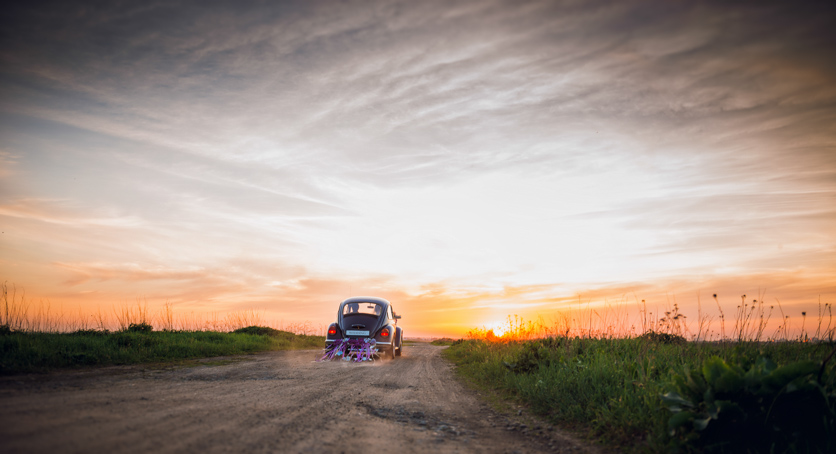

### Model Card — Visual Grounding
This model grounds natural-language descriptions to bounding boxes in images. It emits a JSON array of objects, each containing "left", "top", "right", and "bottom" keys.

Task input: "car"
[{"left": 324, "top": 296, "right": 403, "bottom": 360}]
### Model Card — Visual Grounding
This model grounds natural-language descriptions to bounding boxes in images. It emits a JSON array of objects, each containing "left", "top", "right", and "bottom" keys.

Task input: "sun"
[{"left": 489, "top": 322, "right": 507, "bottom": 338}]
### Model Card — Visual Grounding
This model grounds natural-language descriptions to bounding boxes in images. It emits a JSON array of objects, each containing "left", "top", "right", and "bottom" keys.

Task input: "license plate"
[{"left": 346, "top": 330, "right": 370, "bottom": 336}]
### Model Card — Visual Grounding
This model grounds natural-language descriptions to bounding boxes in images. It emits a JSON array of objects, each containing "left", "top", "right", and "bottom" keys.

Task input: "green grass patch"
[
  {"left": 430, "top": 337, "right": 458, "bottom": 346},
  {"left": 442, "top": 338, "right": 836, "bottom": 453},
  {"left": 0, "top": 326, "right": 323, "bottom": 374}
]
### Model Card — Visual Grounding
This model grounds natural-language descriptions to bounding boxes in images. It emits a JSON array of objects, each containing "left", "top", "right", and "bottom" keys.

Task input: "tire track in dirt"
[{"left": 0, "top": 344, "right": 602, "bottom": 453}]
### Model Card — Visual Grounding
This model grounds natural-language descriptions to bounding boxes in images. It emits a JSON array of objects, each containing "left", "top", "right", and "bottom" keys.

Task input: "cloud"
[
  {"left": 54, "top": 262, "right": 211, "bottom": 286},
  {"left": 0, "top": 198, "right": 143, "bottom": 227},
  {"left": 4, "top": 1, "right": 835, "bottom": 184},
  {"left": 1, "top": 1, "right": 834, "bottom": 335}
]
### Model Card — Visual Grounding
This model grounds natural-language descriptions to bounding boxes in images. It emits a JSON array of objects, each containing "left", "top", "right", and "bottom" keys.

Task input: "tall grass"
[
  {"left": 445, "top": 298, "right": 836, "bottom": 453},
  {"left": 0, "top": 283, "right": 326, "bottom": 374},
  {"left": 468, "top": 293, "right": 834, "bottom": 343},
  {"left": 444, "top": 335, "right": 835, "bottom": 453},
  {"left": 1, "top": 282, "right": 325, "bottom": 335}
]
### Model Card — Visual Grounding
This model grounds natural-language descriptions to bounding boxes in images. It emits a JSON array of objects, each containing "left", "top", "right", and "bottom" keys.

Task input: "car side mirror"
[{"left": 394, "top": 315, "right": 402, "bottom": 320}]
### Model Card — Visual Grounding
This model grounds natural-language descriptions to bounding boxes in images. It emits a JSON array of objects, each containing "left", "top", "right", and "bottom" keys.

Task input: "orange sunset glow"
[{"left": 1, "top": 1, "right": 835, "bottom": 338}]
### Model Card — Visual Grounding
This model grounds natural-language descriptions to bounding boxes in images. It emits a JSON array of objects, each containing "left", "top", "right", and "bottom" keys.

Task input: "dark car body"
[{"left": 326, "top": 296, "right": 403, "bottom": 358}]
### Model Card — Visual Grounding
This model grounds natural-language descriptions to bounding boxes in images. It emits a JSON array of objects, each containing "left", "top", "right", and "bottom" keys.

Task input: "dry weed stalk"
[
  {"left": 1, "top": 282, "right": 30, "bottom": 330},
  {"left": 93, "top": 307, "right": 108, "bottom": 331},
  {"left": 158, "top": 301, "right": 175, "bottom": 331},
  {"left": 694, "top": 293, "right": 714, "bottom": 342},
  {"left": 712, "top": 294, "right": 726, "bottom": 340},
  {"left": 224, "top": 309, "right": 266, "bottom": 331},
  {"left": 113, "top": 298, "right": 149, "bottom": 330}
]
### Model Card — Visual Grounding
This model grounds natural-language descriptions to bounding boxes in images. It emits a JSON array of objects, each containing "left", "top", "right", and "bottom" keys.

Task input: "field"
[
  {"left": 3, "top": 281, "right": 835, "bottom": 452},
  {"left": 0, "top": 283, "right": 324, "bottom": 374},
  {"left": 442, "top": 312, "right": 836, "bottom": 453},
  {"left": 0, "top": 327, "right": 324, "bottom": 374}
]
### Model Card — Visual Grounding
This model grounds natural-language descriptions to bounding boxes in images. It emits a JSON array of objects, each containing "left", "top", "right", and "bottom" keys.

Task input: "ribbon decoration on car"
[{"left": 318, "top": 338, "right": 378, "bottom": 362}]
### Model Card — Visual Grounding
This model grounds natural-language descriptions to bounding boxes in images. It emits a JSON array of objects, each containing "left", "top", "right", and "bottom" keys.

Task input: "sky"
[{"left": 1, "top": 0, "right": 835, "bottom": 337}]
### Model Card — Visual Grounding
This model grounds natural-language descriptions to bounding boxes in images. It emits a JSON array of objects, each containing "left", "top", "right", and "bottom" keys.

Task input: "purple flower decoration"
[{"left": 318, "top": 338, "right": 380, "bottom": 362}]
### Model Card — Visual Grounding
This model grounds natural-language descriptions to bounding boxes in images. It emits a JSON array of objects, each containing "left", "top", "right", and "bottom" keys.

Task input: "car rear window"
[{"left": 342, "top": 302, "right": 383, "bottom": 316}]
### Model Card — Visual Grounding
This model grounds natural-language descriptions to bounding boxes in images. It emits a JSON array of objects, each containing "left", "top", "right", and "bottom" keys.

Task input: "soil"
[{"left": 0, "top": 343, "right": 604, "bottom": 453}]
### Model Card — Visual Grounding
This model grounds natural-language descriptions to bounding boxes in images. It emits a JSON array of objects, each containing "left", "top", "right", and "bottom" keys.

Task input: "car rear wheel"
[
  {"left": 387, "top": 346, "right": 396, "bottom": 359},
  {"left": 394, "top": 328, "right": 403, "bottom": 356}
]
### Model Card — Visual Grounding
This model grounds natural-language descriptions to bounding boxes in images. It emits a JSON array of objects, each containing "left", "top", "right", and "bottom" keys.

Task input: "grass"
[
  {"left": 430, "top": 337, "right": 457, "bottom": 346},
  {"left": 0, "top": 282, "right": 326, "bottom": 335},
  {"left": 443, "top": 330, "right": 836, "bottom": 453},
  {"left": 0, "top": 326, "right": 324, "bottom": 374},
  {"left": 0, "top": 282, "right": 327, "bottom": 374}
]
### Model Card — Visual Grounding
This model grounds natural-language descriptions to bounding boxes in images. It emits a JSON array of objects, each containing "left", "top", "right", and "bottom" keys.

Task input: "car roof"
[{"left": 339, "top": 296, "right": 391, "bottom": 308}]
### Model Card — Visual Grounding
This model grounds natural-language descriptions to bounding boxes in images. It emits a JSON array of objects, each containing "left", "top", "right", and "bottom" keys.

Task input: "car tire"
[
  {"left": 395, "top": 346, "right": 402, "bottom": 356},
  {"left": 388, "top": 346, "right": 396, "bottom": 359}
]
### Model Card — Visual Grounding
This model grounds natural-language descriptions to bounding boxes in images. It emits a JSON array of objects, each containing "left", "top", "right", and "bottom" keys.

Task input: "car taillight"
[
  {"left": 380, "top": 328, "right": 390, "bottom": 337},
  {"left": 328, "top": 324, "right": 338, "bottom": 335}
]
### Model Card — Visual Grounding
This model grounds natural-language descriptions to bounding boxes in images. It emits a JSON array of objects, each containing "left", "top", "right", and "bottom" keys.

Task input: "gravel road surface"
[{"left": 0, "top": 343, "right": 601, "bottom": 453}]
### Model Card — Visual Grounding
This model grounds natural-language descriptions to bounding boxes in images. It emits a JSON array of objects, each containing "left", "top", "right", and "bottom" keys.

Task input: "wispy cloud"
[{"left": 0, "top": 198, "right": 144, "bottom": 227}]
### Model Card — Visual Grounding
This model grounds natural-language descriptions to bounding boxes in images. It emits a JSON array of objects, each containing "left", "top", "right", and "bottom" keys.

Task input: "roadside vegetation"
[
  {"left": 1, "top": 325, "right": 323, "bottom": 374},
  {"left": 443, "top": 299, "right": 836, "bottom": 453},
  {"left": 0, "top": 283, "right": 324, "bottom": 374},
  {"left": 430, "top": 337, "right": 457, "bottom": 346}
]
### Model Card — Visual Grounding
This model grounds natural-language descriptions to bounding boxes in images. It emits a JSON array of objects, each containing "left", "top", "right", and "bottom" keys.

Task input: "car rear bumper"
[{"left": 325, "top": 338, "right": 390, "bottom": 345}]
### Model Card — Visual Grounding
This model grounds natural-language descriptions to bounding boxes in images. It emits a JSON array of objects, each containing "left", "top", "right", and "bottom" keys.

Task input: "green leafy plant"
[{"left": 663, "top": 354, "right": 836, "bottom": 453}]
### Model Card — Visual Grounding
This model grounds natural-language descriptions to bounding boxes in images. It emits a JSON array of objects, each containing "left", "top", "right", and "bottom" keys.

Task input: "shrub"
[
  {"left": 232, "top": 326, "right": 295, "bottom": 339},
  {"left": 127, "top": 322, "right": 153, "bottom": 333},
  {"left": 663, "top": 354, "right": 836, "bottom": 453}
]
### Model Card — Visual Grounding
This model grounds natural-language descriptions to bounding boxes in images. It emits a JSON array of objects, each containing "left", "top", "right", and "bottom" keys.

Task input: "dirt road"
[{"left": 0, "top": 344, "right": 599, "bottom": 453}]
